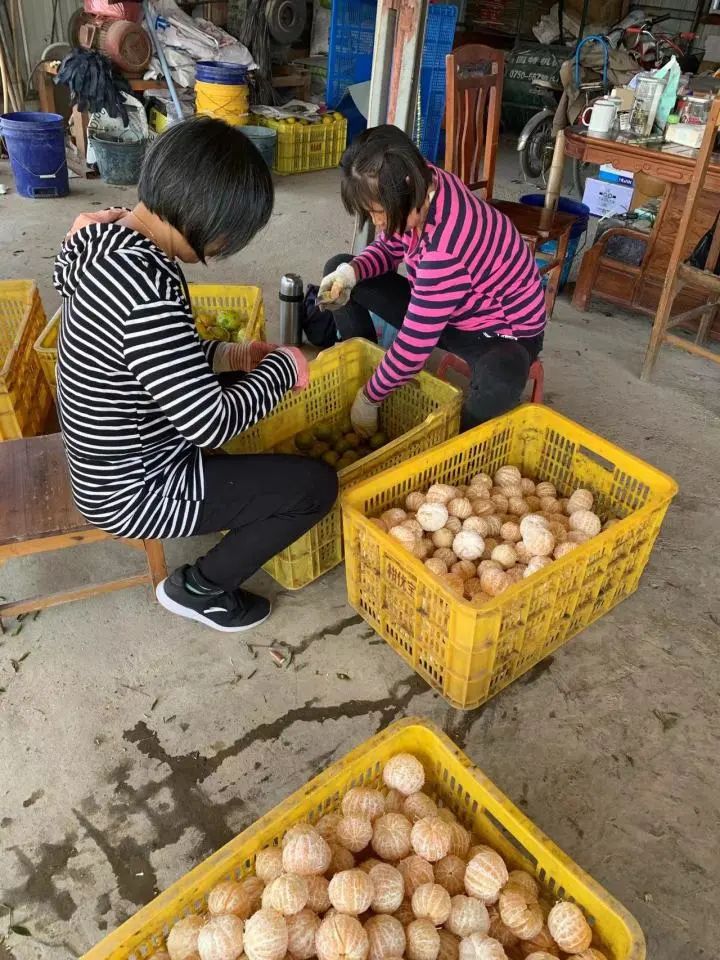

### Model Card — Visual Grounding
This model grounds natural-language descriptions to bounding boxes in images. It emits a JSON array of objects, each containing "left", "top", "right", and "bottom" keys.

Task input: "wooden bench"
[{"left": 0, "top": 433, "right": 166, "bottom": 626}]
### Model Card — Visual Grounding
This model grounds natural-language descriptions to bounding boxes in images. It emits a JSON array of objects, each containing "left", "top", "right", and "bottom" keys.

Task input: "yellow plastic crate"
[
  {"left": 34, "top": 285, "right": 266, "bottom": 399},
  {"left": 342, "top": 405, "right": 678, "bottom": 710},
  {"left": 0, "top": 280, "right": 52, "bottom": 440},
  {"left": 81, "top": 718, "right": 645, "bottom": 960},
  {"left": 223, "top": 338, "right": 462, "bottom": 588},
  {"left": 254, "top": 112, "right": 347, "bottom": 175}
]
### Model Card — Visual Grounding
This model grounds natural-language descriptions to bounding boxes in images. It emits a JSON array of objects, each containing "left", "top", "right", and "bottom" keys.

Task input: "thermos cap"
[{"left": 280, "top": 273, "right": 304, "bottom": 299}]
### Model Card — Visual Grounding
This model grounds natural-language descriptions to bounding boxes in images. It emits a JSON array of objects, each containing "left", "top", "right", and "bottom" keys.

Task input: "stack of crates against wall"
[
  {"left": 0, "top": 280, "right": 52, "bottom": 440},
  {"left": 34, "top": 285, "right": 265, "bottom": 400},
  {"left": 342, "top": 404, "right": 677, "bottom": 710},
  {"left": 222, "top": 338, "right": 462, "bottom": 589},
  {"left": 325, "top": 0, "right": 457, "bottom": 162},
  {"left": 80, "top": 718, "right": 646, "bottom": 960},
  {"left": 252, "top": 113, "right": 347, "bottom": 175}
]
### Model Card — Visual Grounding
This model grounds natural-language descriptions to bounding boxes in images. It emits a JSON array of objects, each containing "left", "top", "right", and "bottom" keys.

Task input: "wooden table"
[{"left": 565, "top": 128, "right": 720, "bottom": 336}]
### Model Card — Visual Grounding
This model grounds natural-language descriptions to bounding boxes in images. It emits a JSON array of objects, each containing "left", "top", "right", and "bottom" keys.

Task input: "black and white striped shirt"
[{"left": 53, "top": 223, "right": 296, "bottom": 539}]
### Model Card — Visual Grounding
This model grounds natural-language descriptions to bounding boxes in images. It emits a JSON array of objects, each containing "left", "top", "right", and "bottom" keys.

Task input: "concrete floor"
[{"left": 0, "top": 149, "right": 718, "bottom": 960}]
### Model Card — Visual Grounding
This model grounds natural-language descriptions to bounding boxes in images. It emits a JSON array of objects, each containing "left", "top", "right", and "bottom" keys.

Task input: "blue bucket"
[
  {"left": 195, "top": 60, "right": 248, "bottom": 85},
  {"left": 520, "top": 194, "right": 590, "bottom": 289},
  {"left": 0, "top": 111, "right": 69, "bottom": 198}
]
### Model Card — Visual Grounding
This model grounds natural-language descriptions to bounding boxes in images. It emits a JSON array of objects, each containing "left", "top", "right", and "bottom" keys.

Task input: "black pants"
[
  {"left": 324, "top": 253, "right": 543, "bottom": 429},
  {"left": 192, "top": 454, "right": 338, "bottom": 592}
]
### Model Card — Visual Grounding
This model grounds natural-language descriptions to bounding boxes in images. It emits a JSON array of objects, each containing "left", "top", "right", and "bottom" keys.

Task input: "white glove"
[
  {"left": 318, "top": 261, "right": 357, "bottom": 309},
  {"left": 350, "top": 386, "right": 380, "bottom": 438}
]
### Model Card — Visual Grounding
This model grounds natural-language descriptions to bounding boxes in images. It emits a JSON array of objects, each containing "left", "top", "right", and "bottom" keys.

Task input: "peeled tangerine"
[
  {"left": 365, "top": 914, "right": 407, "bottom": 960},
  {"left": 244, "top": 875, "right": 266, "bottom": 912},
  {"left": 207, "top": 880, "right": 252, "bottom": 919},
  {"left": 547, "top": 903, "right": 592, "bottom": 954},
  {"left": 411, "top": 816, "right": 453, "bottom": 863},
  {"left": 306, "top": 875, "right": 332, "bottom": 913},
  {"left": 464, "top": 848, "right": 508, "bottom": 903},
  {"left": 447, "top": 822, "right": 470, "bottom": 858},
  {"left": 398, "top": 854, "right": 435, "bottom": 896},
  {"left": 244, "top": 909, "right": 289, "bottom": 960},
  {"left": 498, "top": 888, "right": 542, "bottom": 940},
  {"left": 198, "top": 915, "right": 245, "bottom": 960},
  {"left": 286, "top": 908, "right": 321, "bottom": 960},
  {"left": 316, "top": 915, "right": 369, "bottom": 960},
  {"left": 446, "top": 895, "right": 490, "bottom": 938},
  {"left": 495, "top": 465, "right": 521, "bottom": 487},
  {"left": 337, "top": 816, "right": 374, "bottom": 853},
  {"left": 372, "top": 813, "right": 413, "bottom": 861},
  {"left": 453, "top": 531, "right": 485, "bottom": 562},
  {"left": 369, "top": 863, "right": 405, "bottom": 913},
  {"left": 437, "top": 929, "right": 460, "bottom": 960},
  {"left": 567, "top": 950, "right": 608, "bottom": 960},
  {"left": 403, "top": 792, "right": 438, "bottom": 822},
  {"left": 458, "top": 933, "right": 507, "bottom": 960},
  {"left": 568, "top": 510, "right": 601, "bottom": 538},
  {"left": 426, "top": 484, "right": 458, "bottom": 504},
  {"left": 256, "top": 847, "right": 284, "bottom": 884},
  {"left": 264, "top": 874, "right": 309, "bottom": 915},
  {"left": 433, "top": 855, "right": 466, "bottom": 896},
  {"left": 518, "top": 926, "right": 558, "bottom": 957},
  {"left": 283, "top": 826, "right": 332, "bottom": 877},
  {"left": 418, "top": 502, "right": 450, "bottom": 532},
  {"left": 384, "top": 754, "right": 426, "bottom": 795},
  {"left": 566, "top": 489, "right": 593, "bottom": 514},
  {"left": 167, "top": 915, "right": 205, "bottom": 960},
  {"left": 412, "top": 882, "right": 452, "bottom": 925},
  {"left": 328, "top": 868, "right": 374, "bottom": 914},
  {"left": 343, "top": 787, "right": 386, "bottom": 822},
  {"left": 406, "top": 918, "right": 441, "bottom": 960}
]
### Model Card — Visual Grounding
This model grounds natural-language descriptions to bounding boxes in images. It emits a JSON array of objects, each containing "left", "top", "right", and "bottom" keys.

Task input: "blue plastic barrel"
[
  {"left": 519, "top": 194, "right": 590, "bottom": 289},
  {"left": 0, "top": 111, "right": 69, "bottom": 198},
  {"left": 195, "top": 60, "right": 248, "bottom": 85}
]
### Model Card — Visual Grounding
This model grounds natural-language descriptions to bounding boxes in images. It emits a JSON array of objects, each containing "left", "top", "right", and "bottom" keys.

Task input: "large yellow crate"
[
  {"left": 342, "top": 405, "right": 677, "bottom": 710},
  {"left": 81, "top": 718, "right": 645, "bottom": 960},
  {"left": 34, "top": 284, "right": 266, "bottom": 399},
  {"left": 223, "top": 338, "right": 462, "bottom": 589},
  {"left": 0, "top": 280, "right": 52, "bottom": 440},
  {"left": 254, "top": 112, "right": 347, "bottom": 175}
]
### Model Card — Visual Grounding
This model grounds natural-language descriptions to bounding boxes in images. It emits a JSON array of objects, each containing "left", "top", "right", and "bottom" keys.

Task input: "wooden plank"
[
  {"left": 0, "top": 575, "right": 151, "bottom": 619},
  {"left": 0, "top": 528, "right": 108, "bottom": 556},
  {"left": 0, "top": 437, "right": 29, "bottom": 544},
  {"left": 663, "top": 332, "right": 720, "bottom": 362}
]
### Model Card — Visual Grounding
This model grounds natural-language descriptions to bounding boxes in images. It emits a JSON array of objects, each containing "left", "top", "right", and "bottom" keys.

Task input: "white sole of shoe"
[{"left": 155, "top": 580, "right": 271, "bottom": 633}]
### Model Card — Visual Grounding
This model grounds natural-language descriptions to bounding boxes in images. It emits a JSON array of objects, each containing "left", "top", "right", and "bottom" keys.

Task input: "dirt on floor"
[{"left": 0, "top": 155, "right": 718, "bottom": 960}]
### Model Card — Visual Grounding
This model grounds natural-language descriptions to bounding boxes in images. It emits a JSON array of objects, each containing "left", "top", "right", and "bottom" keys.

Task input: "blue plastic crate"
[{"left": 326, "top": 1, "right": 458, "bottom": 163}]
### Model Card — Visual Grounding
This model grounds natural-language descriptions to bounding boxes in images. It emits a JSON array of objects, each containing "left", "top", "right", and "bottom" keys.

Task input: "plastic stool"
[{"left": 436, "top": 354, "right": 544, "bottom": 404}]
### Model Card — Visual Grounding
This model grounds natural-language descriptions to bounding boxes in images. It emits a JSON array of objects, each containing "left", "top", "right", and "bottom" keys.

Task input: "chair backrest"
[
  {"left": 676, "top": 95, "right": 720, "bottom": 274},
  {"left": 444, "top": 44, "right": 505, "bottom": 198}
]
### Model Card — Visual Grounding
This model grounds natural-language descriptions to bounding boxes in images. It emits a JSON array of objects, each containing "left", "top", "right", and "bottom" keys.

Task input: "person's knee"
[
  {"left": 323, "top": 253, "right": 352, "bottom": 276},
  {"left": 302, "top": 459, "right": 339, "bottom": 513}
]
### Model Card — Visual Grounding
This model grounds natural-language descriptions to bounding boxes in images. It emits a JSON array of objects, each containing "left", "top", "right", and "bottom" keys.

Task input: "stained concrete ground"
[{"left": 0, "top": 144, "right": 718, "bottom": 960}]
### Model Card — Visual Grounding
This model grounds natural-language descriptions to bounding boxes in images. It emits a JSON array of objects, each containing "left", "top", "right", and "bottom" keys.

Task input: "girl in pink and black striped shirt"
[{"left": 319, "top": 126, "right": 546, "bottom": 433}]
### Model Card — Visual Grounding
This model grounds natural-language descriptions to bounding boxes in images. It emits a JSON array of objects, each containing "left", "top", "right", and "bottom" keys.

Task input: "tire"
[
  {"left": 572, "top": 158, "right": 599, "bottom": 199},
  {"left": 519, "top": 116, "right": 554, "bottom": 182}
]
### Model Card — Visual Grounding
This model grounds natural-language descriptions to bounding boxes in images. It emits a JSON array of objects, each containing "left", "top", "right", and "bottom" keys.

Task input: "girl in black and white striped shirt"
[{"left": 54, "top": 117, "right": 337, "bottom": 632}]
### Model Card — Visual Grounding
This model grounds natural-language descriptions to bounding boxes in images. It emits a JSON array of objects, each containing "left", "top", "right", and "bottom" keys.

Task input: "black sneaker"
[{"left": 156, "top": 565, "right": 271, "bottom": 633}]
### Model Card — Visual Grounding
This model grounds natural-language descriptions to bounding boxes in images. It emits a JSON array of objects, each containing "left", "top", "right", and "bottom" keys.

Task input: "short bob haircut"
[
  {"left": 138, "top": 115, "right": 273, "bottom": 261},
  {"left": 340, "top": 125, "right": 433, "bottom": 237}
]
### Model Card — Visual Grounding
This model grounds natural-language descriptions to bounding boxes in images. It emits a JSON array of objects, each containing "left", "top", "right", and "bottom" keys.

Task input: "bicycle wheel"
[{"left": 519, "top": 116, "right": 554, "bottom": 181}]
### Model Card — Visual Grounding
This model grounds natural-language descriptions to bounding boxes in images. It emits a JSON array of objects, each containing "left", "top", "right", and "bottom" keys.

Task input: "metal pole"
[{"left": 143, "top": 0, "right": 184, "bottom": 121}]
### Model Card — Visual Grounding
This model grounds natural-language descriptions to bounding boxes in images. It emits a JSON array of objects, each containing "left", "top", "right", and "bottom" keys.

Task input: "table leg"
[{"left": 37, "top": 69, "right": 56, "bottom": 113}]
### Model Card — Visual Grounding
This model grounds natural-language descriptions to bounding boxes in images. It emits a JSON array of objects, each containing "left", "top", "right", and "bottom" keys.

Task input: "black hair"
[
  {"left": 138, "top": 115, "right": 273, "bottom": 260},
  {"left": 340, "top": 125, "right": 433, "bottom": 236}
]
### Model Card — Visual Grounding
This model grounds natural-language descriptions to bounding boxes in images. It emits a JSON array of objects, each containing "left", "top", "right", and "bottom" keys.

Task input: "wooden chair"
[
  {"left": 572, "top": 225, "right": 651, "bottom": 313},
  {"left": 444, "top": 45, "right": 578, "bottom": 317},
  {"left": 445, "top": 44, "right": 504, "bottom": 197},
  {"left": 0, "top": 433, "right": 167, "bottom": 626},
  {"left": 642, "top": 96, "right": 720, "bottom": 380}
]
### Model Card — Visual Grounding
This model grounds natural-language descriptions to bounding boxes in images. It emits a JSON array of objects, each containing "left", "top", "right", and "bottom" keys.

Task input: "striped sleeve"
[
  {"left": 123, "top": 300, "right": 297, "bottom": 448},
  {"left": 365, "top": 252, "right": 471, "bottom": 402},
  {"left": 352, "top": 233, "right": 406, "bottom": 280}
]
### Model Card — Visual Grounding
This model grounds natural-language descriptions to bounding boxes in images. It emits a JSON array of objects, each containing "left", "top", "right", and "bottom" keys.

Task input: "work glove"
[
  {"left": 213, "top": 341, "right": 278, "bottom": 374},
  {"left": 350, "top": 386, "right": 380, "bottom": 437},
  {"left": 276, "top": 346, "right": 310, "bottom": 391},
  {"left": 318, "top": 262, "right": 357, "bottom": 309}
]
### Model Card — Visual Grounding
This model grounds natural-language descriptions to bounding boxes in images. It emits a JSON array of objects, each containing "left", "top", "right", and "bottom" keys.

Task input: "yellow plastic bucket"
[{"left": 195, "top": 79, "right": 249, "bottom": 125}]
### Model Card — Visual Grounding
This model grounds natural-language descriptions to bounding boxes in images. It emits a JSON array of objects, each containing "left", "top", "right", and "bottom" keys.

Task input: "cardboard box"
[
  {"left": 582, "top": 177, "right": 634, "bottom": 217},
  {"left": 599, "top": 164, "right": 634, "bottom": 187}
]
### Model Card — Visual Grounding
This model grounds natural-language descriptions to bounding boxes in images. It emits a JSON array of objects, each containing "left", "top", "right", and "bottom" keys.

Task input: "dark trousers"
[
  {"left": 324, "top": 254, "right": 543, "bottom": 429},
  {"left": 192, "top": 454, "right": 338, "bottom": 592}
]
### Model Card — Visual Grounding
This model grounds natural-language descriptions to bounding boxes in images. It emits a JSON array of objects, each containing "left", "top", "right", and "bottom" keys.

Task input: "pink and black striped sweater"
[{"left": 354, "top": 166, "right": 546, "bottom": 403}]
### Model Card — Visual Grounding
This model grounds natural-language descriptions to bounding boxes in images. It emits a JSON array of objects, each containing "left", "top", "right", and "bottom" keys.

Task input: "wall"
[{"left": 19, "top": 0, "right": 82, "bottom": 71}]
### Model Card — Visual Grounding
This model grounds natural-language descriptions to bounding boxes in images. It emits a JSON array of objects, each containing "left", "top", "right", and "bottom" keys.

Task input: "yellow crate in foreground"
[
  {"left": 0, "top": 280, "right": 52, "bottom": 440},
  {"left": 34, "top": 284, "right": 266, "bottom": 399},
  {"left": 342, "top": 405, "right": 677, "bottom": 710},
  {"left": 81, "top": 718, "right": 645, "bottom": 960},
  {"left": 254, "top": 112, "right": 347, "bottom": 175},
  {"left": 223, "top": 338, "right": 462, "bottom": 588}
]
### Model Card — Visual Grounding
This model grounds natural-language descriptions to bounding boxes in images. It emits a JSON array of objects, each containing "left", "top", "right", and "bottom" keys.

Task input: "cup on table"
[{"left": 581, "top": 98, "right": 619, "bottom": 137}]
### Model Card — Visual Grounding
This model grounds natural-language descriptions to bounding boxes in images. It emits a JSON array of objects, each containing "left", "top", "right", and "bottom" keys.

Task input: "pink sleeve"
[
  {"left": 365, "top": 253, "right": 470, "bottom": 402},
  {"left": 352, "top": 233, "right": 406, "bottom": 280}
]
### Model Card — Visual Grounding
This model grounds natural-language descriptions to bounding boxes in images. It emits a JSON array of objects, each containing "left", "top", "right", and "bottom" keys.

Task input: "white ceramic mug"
[{"left": 581, "top": 98, "right": 618, "bottom": 137}]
